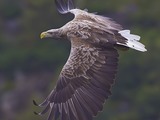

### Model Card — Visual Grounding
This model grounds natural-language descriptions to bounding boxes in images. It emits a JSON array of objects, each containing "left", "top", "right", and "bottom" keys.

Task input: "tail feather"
[
  {"left": 119, "top": 30, "right": 140, "bottom": 41},
  {"left": 118, "top": 30, "right": 147, "bottom": 52}
]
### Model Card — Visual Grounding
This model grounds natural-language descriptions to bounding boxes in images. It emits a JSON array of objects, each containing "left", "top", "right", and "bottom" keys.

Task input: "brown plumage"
[{"left": 34, "top": 0, "right": 147, "bottom": 120}]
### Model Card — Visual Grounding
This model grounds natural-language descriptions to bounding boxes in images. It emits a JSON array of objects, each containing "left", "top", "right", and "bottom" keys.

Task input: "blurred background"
[{"left": 0, "top": 0, "right": 159, "bottom": 120}]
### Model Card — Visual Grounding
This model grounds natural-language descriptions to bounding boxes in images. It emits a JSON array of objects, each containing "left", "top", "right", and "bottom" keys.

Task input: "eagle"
[{"left": 34, "top": 0, "right": 147, "bottom": 120}]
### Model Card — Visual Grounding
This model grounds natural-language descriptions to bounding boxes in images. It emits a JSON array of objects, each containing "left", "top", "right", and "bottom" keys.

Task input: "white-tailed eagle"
[{"left": 34, "top": 0, "right": 147, "bottom": 120}]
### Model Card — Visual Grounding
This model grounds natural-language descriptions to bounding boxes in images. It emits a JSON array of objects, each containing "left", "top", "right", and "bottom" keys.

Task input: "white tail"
[{"left": 118, "top": 30, "right": 147, "bottom": 52}]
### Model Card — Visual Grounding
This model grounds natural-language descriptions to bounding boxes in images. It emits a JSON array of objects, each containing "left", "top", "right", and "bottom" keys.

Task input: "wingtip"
[
  {"left": 33, "top": 100, "right": 39, "bottom": 106},
  {"left": 34, "top": 111, "right": 39, "bottom": 115},
  {"left": 34, "top": 111, "right": 43, "bottom": 116},
  {"left": 55, "top": 0, "right": 75, "bottom": 14}
]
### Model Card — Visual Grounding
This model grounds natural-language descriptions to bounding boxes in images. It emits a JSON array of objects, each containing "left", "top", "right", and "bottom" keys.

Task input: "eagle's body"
[{"left": 34, "top": 0, "right": 147, "bottom": 120}]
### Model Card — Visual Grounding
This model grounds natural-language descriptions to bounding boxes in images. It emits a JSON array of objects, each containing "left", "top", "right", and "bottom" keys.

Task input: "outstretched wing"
[{"left": 34, "top": 40, "right": 119, "bottom": 120}]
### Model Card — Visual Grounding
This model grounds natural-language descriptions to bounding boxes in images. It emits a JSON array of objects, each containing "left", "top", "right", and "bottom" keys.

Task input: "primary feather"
[{"left": 55, "top": 0, "right": 75, "bottom": 14}]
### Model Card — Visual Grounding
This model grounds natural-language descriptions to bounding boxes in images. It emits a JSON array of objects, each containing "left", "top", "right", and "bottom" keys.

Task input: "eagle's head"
[{"left": 40, "top": 29, "right": 63, "bottom": 39}]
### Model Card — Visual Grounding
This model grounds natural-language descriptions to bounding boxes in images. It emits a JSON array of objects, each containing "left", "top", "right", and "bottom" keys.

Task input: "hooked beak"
[{"left": 40, "top": 32, "right": 47, "bottom": 39}]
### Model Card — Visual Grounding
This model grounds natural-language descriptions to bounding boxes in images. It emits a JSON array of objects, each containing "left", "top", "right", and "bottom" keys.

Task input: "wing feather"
[
  {"left": 55, "top": 0, "right": 75, "bottom": 14},
  {"left": 34, "top": 43, "right": 119, "bottom": 120}
]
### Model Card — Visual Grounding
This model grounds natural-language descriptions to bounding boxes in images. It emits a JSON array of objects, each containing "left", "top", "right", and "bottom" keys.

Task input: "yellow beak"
[{"left": 40, "top": 32, "right": 46, "bottom": 39}]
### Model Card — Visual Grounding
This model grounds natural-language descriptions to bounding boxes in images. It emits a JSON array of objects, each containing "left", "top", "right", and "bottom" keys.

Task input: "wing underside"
[{"left": 34, "top": 44, "right": 119, "bottom": 120}]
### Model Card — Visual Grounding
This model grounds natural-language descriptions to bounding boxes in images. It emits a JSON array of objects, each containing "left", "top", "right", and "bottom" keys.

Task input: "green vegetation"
[{"left": 0, "top": 0, "right": 159, "bottom": 120}]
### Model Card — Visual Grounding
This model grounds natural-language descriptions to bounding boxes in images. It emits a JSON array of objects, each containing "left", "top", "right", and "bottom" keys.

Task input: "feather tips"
[{"left": 55, "top": 0, "right": 75, "bottom": 14}]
